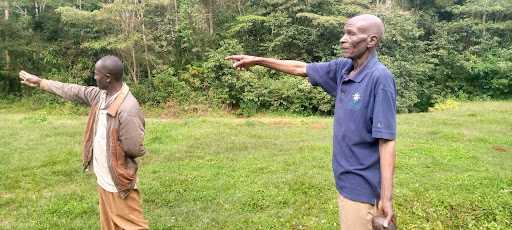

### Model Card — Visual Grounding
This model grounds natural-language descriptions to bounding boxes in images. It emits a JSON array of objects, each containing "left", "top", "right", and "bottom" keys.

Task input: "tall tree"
[
  {"left": 3, "top": 2, "right": 10, "bottom": 92},
  {"left": 57, "top": 0, "right": 158, "bottom": 83}
]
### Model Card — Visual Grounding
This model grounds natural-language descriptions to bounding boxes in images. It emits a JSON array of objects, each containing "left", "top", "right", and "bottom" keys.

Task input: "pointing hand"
[
  {"left": 224, "top": 55, "right": 258, "bottom": 71},
  {"left": 19, "top": 70, "right": 42, "bottom": 87}
]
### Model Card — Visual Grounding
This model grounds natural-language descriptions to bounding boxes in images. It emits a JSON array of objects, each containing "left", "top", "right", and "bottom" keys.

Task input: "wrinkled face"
[
  {"left": 339, "top": 20, "right": 370, "bottom": 59},
  {"left": 94, "top": 62, "right": 109, "bottom": 90}
]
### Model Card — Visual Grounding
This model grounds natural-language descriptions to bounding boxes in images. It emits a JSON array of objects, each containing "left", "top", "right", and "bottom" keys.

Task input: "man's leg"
[
  {"left": 98, "top": 185, "right": 149, "bottom": 230},
  {"left": 99, "top": 186, "right": 120, "bottom": 230},
  {"left": 337, "top": 193, "right": 376, "bottom": 230}
]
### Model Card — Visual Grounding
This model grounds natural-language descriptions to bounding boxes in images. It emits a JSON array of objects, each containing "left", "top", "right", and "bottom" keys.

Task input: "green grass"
[{"left": 1, "top": 101, "right": 511, "bottom": 229}]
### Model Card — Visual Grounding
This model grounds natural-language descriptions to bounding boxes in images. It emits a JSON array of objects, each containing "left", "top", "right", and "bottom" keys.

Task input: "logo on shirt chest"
[{"left": 348, "top": 92, "right": 362, "bottom": 110}]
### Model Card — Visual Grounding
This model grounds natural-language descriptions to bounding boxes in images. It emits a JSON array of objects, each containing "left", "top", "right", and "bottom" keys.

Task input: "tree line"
[{"left": 1, "top": 0, "right": 511, "bottom": 115}]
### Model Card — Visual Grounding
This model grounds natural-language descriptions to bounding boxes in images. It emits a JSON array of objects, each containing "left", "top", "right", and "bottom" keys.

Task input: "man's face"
[
  {"left": 339, "top": 20, "right": 370, "bottom": 59},
  {"left": 94, "top": 62, "right": 109, "bottom": 90}
]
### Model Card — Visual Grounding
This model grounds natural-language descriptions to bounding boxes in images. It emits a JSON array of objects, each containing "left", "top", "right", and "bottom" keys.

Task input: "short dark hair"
[{"left": 97, "top": 56, "right": 124, "bottom": 81}]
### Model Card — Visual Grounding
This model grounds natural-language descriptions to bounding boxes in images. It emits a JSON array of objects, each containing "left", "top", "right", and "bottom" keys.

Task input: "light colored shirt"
[{"left": 93, "top": 90, "right": 122, "bottom": 192}]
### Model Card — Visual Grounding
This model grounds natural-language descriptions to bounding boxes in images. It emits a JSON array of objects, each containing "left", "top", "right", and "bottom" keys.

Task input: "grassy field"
[{"left": 0, "top": 101, "right": 511, "bottom": 229}]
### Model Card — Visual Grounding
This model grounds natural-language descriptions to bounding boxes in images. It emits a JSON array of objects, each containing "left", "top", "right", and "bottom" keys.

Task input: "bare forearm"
[
  {"left": 379, "top": 139, "right": 396, "bottom": 202},
  {"left": 253, "top": 57, "right": 308, "bottom": 77}
]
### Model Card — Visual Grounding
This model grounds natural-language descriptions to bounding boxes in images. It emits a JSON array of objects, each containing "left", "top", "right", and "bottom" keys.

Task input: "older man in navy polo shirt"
[{"left": 226, "top": 14, "right": 397, "bottom": 230}]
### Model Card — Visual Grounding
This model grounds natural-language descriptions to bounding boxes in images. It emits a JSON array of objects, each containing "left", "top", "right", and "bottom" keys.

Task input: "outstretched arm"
[
  {"left": 19, "top": 70, "right": 101, "bottom": 106},
  {"left": 378, "top": 138, "right": 397, "bottom": 228},
  {"left": 225, "top": 55, "right": 308, "bottom": 77}
]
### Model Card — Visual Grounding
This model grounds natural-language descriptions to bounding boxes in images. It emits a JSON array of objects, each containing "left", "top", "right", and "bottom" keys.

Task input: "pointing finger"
[
  {"left": 19, "top": 71, "right": 32, "bottom": 80},
  {"left": 19, "top": 71, "right": 27, "bottom": 80},
  {"left": 225, "top": 55, "right": 241, "bottom": 60}
]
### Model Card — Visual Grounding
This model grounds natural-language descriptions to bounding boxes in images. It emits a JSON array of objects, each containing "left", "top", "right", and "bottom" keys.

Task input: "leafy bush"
[
  {"left": 201, "top": 40, "right": 335, "bottom": 116},
  {"left": 378, "top": 11, "right": 436, "bottom": 113},
  {"left": 465, "top": 49, "right": 512, "bottom": 99},
  {"left": 428, "top": 98, "right": 459, "bottom": 111},
  {"left": 131, "top": 68, "right": 196, "bottom": 107},
  {"left": 259, "top": 75, "right": 334, "bottom": 115}
]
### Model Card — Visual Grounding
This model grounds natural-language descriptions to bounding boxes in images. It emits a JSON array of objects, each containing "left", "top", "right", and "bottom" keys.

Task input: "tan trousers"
[
  {"left": 337, "top": 193, "right": 377, "bottom": 230},
  {"left": 98, "top": 186, "right": 149, "bottom": 230}
]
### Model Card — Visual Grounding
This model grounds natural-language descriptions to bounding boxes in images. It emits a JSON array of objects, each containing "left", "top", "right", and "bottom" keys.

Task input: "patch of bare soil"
[
  {"left": 311, "top": 125, "right": 326, "bottom": 130},
  {"left": 492, "top": 146, "right": 509, "bottom": 152},
  {"left": 271, "top": 121, "right": 292, "bottom": 126}
]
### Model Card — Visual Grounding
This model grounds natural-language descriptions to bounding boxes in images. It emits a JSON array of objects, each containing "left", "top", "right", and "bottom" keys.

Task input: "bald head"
[
  {"left": 347, "top": 14, "right": 384, "bottom": 43},
  {"left": 96, "top": 56, "right": 124, "bottom": 82},
  {"left": 340, "top": 14, "right": 386, "bottom": 61}
]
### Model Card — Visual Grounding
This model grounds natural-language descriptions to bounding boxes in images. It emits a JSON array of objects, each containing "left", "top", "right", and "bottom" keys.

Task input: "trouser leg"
[
  {"left": 337, "top": 193, "right": 376, "bottom": 230},
  {"left": 98, "top": 185, "right": 149, "bottom": 230}
]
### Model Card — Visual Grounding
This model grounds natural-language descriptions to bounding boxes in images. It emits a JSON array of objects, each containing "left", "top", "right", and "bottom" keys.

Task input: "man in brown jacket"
[{"left": 19, "top": 56, "right": 149, "bottom": 230}]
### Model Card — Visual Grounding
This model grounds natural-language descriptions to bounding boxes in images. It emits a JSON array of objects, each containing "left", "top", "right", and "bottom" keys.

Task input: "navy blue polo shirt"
[{"left": 306, "top": 52, "right": 397, "bottom": 205}]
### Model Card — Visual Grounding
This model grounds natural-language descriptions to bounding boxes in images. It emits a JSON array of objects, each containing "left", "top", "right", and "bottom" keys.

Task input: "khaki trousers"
[
  {"left": 337, "top": 193, "right": 377, "bottom": 230},
  {"left": 98, "top": 186, "right": 149, "bottom": 230}
]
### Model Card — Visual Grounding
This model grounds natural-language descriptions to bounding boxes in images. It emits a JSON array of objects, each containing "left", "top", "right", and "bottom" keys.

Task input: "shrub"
[{"left": 428, "top": 98, "right": 459, "bottom": 112}]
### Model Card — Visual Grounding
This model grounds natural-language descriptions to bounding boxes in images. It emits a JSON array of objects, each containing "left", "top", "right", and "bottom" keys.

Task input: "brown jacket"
[{"left": 40, "top": 80, "right": 146, "bottom": 198}]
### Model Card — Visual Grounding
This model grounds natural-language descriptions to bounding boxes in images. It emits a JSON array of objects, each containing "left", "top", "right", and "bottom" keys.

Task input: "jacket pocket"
[{"left": 110, "top": 128, "right": 136, "bottom": 188}]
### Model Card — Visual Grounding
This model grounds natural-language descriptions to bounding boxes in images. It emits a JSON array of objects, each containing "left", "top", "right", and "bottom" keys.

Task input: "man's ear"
[
  {"left": 106, "top": 73, "right": 111, "bottom": 83},
  {"left": 367, "top": 35, "right": 379, "bottom": 48}
]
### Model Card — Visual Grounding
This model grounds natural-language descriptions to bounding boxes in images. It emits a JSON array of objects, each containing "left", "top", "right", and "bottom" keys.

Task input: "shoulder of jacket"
[{"left": 117, "top": 93, "right": 142, "bottom": 116}]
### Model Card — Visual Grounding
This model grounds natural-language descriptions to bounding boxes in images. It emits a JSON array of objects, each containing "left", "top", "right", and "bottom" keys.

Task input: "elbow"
[
  {"left": 123, "top": 143, "right": 146, "bottom": 158},
  {"left": 292, "top": 67, "right": 308, "bottom": 77}
]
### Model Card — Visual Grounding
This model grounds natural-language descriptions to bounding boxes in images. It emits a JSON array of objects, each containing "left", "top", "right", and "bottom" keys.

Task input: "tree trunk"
[
  {"left": 5, "top": 50, "right": 9, "bottom": 71},
  {"left": 482, "top": 0, "right": 487, "bottom": 38},
  {"left": 35, "top": 1, "right": 39, "bottom": 16},
  {"left": 4, "top": 5, "right": 9, "bottom": 71},
  {"left": 131, "top": 45, "right": 138, "bottom": 83},
  {"left": 141, "top": 22, "right": 151, "bottom": 79},
  {"left": 481, "top": 0, "right": 488, "bottom": 56},
  {"left": 39, "top": 1, "right": 46, "bottom": 15},
  {"left": 237, "top": 0, "right": 243, "bottom": 15},
  {"left": 4, "top": 50, "right": 12, "bottom": 93},
  {"left": 174, "top": 0, "right": 179, "bottom": 28},
  {"left": 4, "top": 4, "right": 9, "bottom": 20},
  {"left": 136, "top": 0, "right": 151, "bottom": 79},
  {"left": 208, "top": 0, "right": 214, "bottom": 35},
  {"left": 386, "top": 0, "right": 391, "bottom": 9},
  {"left": 4, "top": 5, "right": 10, "bottom": 93}
]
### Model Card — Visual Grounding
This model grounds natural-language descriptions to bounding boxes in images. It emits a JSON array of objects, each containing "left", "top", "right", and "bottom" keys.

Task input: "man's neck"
[
  {"left": 106, "top": 82, "right": 123, "bottom": 101},
  {"left": 349, "top": 50, "right": 375, "bottom": 77}
]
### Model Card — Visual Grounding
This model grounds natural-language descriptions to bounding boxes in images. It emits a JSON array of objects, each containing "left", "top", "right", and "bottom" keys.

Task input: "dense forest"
[{"left": 0, "top": 0, "right": 511, "bottom": 116}]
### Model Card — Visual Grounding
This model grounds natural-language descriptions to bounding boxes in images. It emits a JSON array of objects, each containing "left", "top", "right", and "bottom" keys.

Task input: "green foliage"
[
  {"left": 428, "top": 98, "right": 459, "bottom": 111},
  {"left": 201, "top": 40, "right": 334, "bottom": 116},
  {"left": 378, "top": 11, "right": 436, "bottom": 113},
  {"left": 464, "top": 48, "right": 512, "bottom": 98},
  {"left": 428, "top": 0, "right": 512, "bottom": 103},
  {"left": 202, "top": 39, "right": 245, "bottom": 107},
  {"left": 20, "top": 110, "right": 48, "bottom": 123},
  {"left": 130, "top": 68, "right": 196, "bottom": 107},
  {"left": 2, "top": 0, "right": 512, "bottom": 115},
  {"left": 258, "top": 76, "right": 335, "bottom": 115}
]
